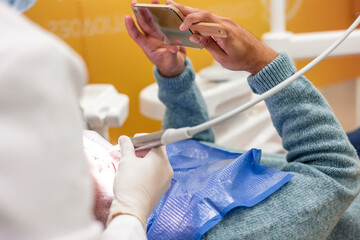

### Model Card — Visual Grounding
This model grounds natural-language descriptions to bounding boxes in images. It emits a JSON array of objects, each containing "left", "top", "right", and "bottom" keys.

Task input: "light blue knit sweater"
[{"left": 154, "top": 53, "right": 360, "bottom": 239}]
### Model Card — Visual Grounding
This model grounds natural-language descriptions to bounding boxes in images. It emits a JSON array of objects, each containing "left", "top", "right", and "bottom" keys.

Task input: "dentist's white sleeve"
[
  {"left": 0, "top": 3, "right": 147, "bottom": 240},
  {"left": 103, "top": 215, "right": 147, "bottom": 240}
]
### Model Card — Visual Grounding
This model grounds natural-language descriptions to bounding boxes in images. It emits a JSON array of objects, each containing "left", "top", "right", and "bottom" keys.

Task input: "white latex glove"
[{"left": 107, "top": 135, "right": 173, "bottom": 229}]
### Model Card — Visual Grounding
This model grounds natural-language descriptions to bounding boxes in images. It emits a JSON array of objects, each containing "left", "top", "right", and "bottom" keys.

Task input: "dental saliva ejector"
[{"left": 132, "top": 15, "right": 360, "bottom": 151}]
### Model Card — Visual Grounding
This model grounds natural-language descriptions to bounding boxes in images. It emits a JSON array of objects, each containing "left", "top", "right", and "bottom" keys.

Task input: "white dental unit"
[
  {"left": 264, "top": 0, "right": 360, "bottom": 60},
  {"left": 80, "top": 84, "right": 129, "bottom": 140},
  {"left": 264, "top": 0, "right": 360, "bottom": 126}
]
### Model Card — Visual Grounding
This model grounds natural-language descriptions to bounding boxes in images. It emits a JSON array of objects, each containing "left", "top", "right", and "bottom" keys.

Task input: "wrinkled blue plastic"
[{"left": 146, "top": 140, "right": 293, "bottom": 240}]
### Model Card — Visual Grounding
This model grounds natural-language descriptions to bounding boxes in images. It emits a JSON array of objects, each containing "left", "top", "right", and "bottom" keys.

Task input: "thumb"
[
  {"left": 118, "top": 135, "right": 136, "bottom": 158},
  {"left": 166, "top": 0, "right": 198, "bottom": 16},
  {"left": 166, "top": 45, "right": 180, "bottom": 54},
  {"left": 189, "top": 34, "right": 226, "bottom": 58}
]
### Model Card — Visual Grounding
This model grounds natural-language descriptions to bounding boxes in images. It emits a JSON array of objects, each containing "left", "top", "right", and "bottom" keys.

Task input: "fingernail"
[
  {"left": 167, "top": 0, "right": 175, "bottom": 4},
  {"left": 179, "top": 23, "right": 184, "bottom": 31}
]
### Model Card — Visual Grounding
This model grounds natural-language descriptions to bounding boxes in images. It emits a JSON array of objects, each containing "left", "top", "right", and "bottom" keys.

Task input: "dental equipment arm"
[{"left": 131, "top": 15, "right": 360, "bottom": 151}]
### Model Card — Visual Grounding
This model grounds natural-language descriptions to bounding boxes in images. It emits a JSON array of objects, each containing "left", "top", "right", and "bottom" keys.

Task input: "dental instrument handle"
[
  {"left": 187, "top": 15, "right": 360, "bottom": 137},
  {"left": 131, "top": 128, "right": 192, "bottom": 151},
  {"left": 160, "top": 127, "right": 192, "bottom": 145},
  {"left": 131, "top": 130, "right": 166, "bottom": 151}
]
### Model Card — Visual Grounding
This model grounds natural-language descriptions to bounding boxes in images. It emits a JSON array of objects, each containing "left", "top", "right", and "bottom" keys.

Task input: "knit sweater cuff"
[
  {"left": 154, "top": 58, "right": 195, "bottom": 94},
  {"left": 247, "top": 52, "right": 296, "bottom": 94}
]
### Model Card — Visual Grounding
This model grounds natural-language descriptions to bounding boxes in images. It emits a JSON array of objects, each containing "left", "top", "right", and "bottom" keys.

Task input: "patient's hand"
[
  {"left": 125, "top": 0, "right": 187, "bottom": 77},
  {"left": 167, "top": 0, "right": 278, "bottom": 75}
]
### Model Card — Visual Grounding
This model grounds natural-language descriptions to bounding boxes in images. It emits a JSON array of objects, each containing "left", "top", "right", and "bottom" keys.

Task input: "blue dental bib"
[{"left": 147, "top": 140, "right": 293, "bottom": 240}]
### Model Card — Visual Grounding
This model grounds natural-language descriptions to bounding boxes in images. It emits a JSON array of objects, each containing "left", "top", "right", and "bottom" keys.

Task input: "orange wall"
[
  {"left": 24, "top": 0, "right": 360, "bottom": 143},
  {"left": 286, "top": 0, "right": 360, "bottom": 87}
]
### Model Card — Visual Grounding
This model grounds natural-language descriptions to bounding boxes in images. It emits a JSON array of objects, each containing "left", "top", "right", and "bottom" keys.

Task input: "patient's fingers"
[
  {"left": 132, "top": 0, "right": 166, "bottom": 41},
  {"left": 166, "top": 44, "right": 180, "bottom": 54},
  {"left": 140, "top": 8, "right": 166, "bottom": 40},
  {"left": 132, "top": 3, "right": 155, "bottom": 36},
  {"left": 180, "top": 11, "right": 220, "bottom": 31},
  {"left": 189, "top": 33, "right": 226, "bottom": 60},
  {"left": 179, "top": 45, "right": 187, "bottom": 56},
  {"left": 131, "top": 0, "right": 137, "bottom": 8},
  {"left": 125, "top": 15, "right": 147, "bottom": 48},
  {"left": 166, "top": 0, "right": 199, "bottom": 16},
  {"left": 131, "top": 0, "right": 154, "bottom": 37}
]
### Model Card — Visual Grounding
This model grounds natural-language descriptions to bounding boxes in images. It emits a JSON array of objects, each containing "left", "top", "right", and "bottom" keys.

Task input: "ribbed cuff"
[
  {"left": 247, "top": 52, "right": 296, "bottom": 94},
  {"left": 154, "top": 58, "right": 195, "bottom": 93}
]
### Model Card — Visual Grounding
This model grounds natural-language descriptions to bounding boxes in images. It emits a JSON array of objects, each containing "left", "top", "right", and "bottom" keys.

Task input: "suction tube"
[{"left": 160, "top": 15, "right": 360, "bottom": 146}]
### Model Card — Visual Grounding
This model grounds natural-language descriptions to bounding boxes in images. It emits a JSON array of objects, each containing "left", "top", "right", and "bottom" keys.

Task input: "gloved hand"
[{"left": 107, "top": 135, "right": 173, "bottom": 229}]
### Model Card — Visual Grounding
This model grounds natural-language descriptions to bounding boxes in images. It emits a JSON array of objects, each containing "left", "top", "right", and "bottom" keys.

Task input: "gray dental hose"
[{"left": 131, "top": 15, "right": 360, "bottom": 151}]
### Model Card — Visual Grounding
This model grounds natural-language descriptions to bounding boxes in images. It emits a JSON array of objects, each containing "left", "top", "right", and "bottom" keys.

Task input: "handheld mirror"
[{"left": 133, "top": 4, "right": 227, "bottom": 49}]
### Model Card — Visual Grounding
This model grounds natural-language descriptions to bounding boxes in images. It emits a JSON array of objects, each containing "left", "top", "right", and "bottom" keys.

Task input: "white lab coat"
[{"left": 0, "top": 3, "right": 145, "bottom": 240}]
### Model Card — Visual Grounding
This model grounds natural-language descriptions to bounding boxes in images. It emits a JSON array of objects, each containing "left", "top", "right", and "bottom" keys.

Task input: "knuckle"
[
  {"left": 202, "top": 11, "right": 211, "bottom": 18},
  {"left": 229, "top": 19, "right": 238, "bottom": 26},
  {"left": 223, "top": 17, "right": 235, "bottom": 24},
  {"left": 185, "top": 14, "right": 195, "bottom": 23}
]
